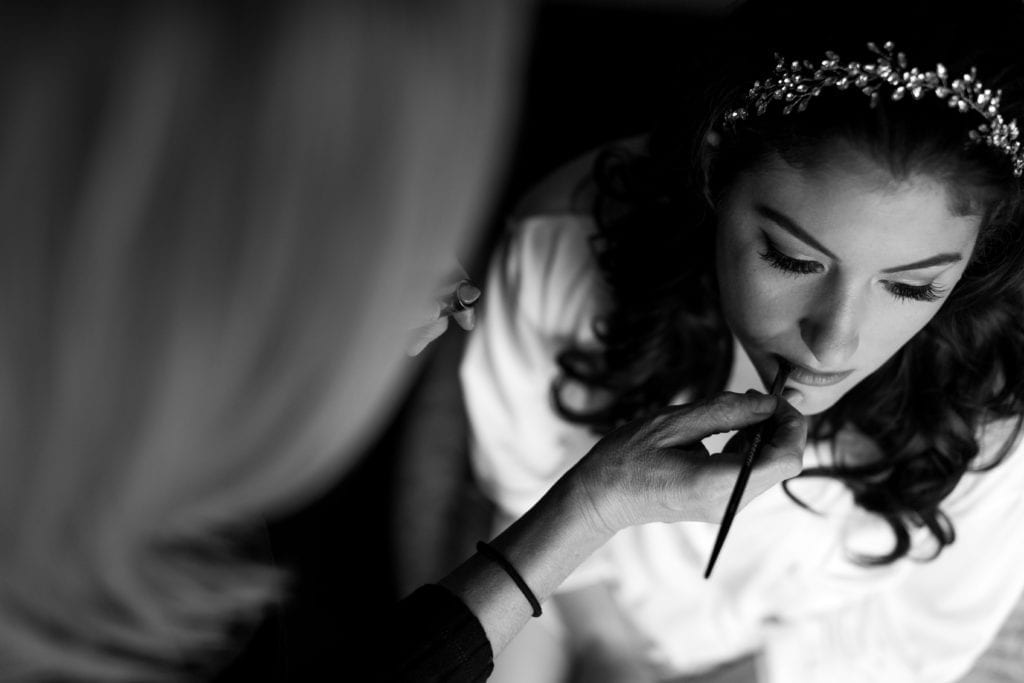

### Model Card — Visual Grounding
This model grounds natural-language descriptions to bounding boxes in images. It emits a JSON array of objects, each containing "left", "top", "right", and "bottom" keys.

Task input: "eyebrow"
[
  {"left": 754, "top": 203, "right": 963, "bottom": 273},
  {"left": 756, "top": 204, "right": 838, "bottom": 259}
]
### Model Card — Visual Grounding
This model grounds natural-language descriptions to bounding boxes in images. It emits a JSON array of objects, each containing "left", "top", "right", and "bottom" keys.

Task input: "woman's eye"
[
  {"left": 884, "top": 281, "right": 946, "bottom": 303},
  {"left": 758, "top": 238, "right": 947, "bottom": 304},
  {"left": 757, "top": 235, "right": 948, "bottom": 304},
  {"left": 758, "top": 240, "right": 824, "bottom": 275}
]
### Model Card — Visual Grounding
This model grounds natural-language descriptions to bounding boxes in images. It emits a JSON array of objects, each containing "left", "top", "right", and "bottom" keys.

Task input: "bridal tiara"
[{"left": 723, "top": 41, "right": 1023, "bottom": 177}]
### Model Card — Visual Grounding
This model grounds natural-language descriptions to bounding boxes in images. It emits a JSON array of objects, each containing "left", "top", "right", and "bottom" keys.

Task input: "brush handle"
[
  {"left": 704, "top": 360, "right": 792, "bottom": 578},
  {"left": 703, "top": 422, "right": 766, "bottom": 577}
]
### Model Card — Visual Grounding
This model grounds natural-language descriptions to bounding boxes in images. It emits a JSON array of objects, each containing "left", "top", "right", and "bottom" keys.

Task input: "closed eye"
[
  {"left": 759, "top": 235, "right": 948, "bottom": 304},
  {"left": 758, "top": 238, "right": 824, "bottom": 275},
  {"left": 884, "top": 281, "right": 946, "bottom": 303}
]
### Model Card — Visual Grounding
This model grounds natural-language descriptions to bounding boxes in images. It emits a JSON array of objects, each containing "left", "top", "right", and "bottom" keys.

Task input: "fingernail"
[{"left": 456, "top": 281, "right": 481, "bottom": 306}]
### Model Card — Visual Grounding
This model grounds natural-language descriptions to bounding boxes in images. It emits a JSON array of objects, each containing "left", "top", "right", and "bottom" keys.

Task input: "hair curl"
[{"left": 553, "top": 0, "right": 1024, "bottom": 564}]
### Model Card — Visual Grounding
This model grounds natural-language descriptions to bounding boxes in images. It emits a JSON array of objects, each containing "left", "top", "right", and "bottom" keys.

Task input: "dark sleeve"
[{"left": 386, "top": 584, "right": 494, "bottom": 682}]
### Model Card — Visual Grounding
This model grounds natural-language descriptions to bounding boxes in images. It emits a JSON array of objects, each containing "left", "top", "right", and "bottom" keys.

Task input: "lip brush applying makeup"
[
  {"left": 462, "top": 1, "right": 1024, "bottom": 677},
  {"left": 704, "top": 359, "right": 793, "bottom": 578}
]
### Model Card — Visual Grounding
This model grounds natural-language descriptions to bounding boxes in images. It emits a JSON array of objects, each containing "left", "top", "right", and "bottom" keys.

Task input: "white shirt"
[{"left": 460, "top": 213, "right": 1024, "bottom": 683}]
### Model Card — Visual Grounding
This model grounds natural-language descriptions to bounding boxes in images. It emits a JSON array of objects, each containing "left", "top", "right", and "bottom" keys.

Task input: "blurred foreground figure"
[{"left": 0, "top": 1, "right": 523, "bottom": 679}]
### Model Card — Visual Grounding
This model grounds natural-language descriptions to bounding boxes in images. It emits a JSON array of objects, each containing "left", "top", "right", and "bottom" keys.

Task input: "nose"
[{"left": 799, "top": 279, "right": 862, "bottom": 369}]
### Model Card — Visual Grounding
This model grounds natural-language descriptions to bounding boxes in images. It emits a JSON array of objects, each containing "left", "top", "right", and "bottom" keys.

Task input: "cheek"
[
  {"left": 717, "top": 249, "right": 800, "bottom": 340},
  {"left": 863, "top": 304, "right": 938, "bottom": 358},
  {"left": 862, "top": 265, "right": 972, "bottom": 358}
]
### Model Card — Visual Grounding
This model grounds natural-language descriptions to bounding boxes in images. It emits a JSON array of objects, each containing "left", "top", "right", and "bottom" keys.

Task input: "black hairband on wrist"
[{"left": 476, "top": 541, "right": 542, "bottom": 617}]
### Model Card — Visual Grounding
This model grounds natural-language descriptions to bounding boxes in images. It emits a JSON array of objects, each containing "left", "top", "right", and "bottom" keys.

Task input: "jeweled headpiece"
[{"left": 723, "top": 41, "right": 1024, "bottom": 177}]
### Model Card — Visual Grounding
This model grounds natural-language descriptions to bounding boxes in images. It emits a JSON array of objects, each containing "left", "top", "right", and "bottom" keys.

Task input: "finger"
[
  {"left": 659, "top": 438, "right": 711, "bottom": 460},
  {"left": 722, "top": 427, "right": 752, "bottom": 456},
  {"left": 451, "top": 306, "right": 476, "bottom": 331},
  {"left": 728, "top": 399, "right": 805, "bottom": 468},
  {"left": 718, "top": 393, "right": 802, "bottom": 454},
  {"left": 781, "top": 386, "right": 805, "bottom": 410},
  {"left": 455, "top": 280, "right": 482, "bottom": 308},
  {"left": 653, "top": 392, "right": 778, "bottom": 446},
  {"left": 759, "top": 401, "right": 807, "bottom": 479},
  {"left": 699, "top": 452, "right": 792, "bottom": 516},
  {"left": 406, "top": 317, "right": 449, "bottom": 356},
  {"left": 743, "top": 448, "right": 802, "bottom": 505},
  {"left": 411, "top": 299, "right": 444, "bottom": 327},
  {"left": 682, "top": 452, "right": 765, "bottom": 519},
  {"left": 765, "top": 398, "right": 807, "bottom": 449},
  {"left": 438, "top": 280, "right": 481, "bottom": 317}
]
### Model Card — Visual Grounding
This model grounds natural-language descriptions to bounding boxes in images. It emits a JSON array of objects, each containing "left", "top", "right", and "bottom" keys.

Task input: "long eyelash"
[
  {"left": 758, "top": 241, "right": 822, "bottom": 275},
  {"left": 758, "top": 237, "right": 947, "bottom": 304},
  {"left": 885, "top": 281, "right": 946, "bottom": 303}
]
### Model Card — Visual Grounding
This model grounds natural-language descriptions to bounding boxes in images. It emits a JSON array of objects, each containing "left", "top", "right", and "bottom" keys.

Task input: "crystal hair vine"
[{"left": 723, "top": 41, "right": 1024, "bottom": 177}]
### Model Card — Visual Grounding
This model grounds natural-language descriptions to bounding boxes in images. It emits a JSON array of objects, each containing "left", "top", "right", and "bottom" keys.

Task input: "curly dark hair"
[{"left": 552, "top": 0, "right": 1024, "bottom": 564}]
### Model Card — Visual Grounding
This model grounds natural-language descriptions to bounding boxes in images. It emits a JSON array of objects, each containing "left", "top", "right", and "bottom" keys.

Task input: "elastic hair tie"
[{"left": 476, "top": 541, "right": 542, "bottom": 617}]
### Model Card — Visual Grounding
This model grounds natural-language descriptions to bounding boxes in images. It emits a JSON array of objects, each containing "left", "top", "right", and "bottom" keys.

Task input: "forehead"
[{"left": 732, "top": 151, "right": 981, "bottom": 259}]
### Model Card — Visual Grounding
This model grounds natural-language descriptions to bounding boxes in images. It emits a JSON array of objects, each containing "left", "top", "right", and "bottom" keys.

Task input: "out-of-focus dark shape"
[{"left": 0, "top": 0, "right": 526, "bottom": 679}]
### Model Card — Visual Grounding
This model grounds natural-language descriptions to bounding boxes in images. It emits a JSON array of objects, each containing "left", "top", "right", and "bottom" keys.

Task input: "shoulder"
[
  {"left": 501, "top": 134, "right": 648, "bottom": 282},
  {"left": 487, "top": 136, "right": 646, "bottom": 337},
  {"left": 505, "top": 213, "right": 595, "bottom": 283},
  {"left": 496, "top": 213, "right": 603, "bottom": 339}
]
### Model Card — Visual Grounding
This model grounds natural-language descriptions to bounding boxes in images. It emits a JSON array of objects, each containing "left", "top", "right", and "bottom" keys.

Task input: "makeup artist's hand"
[
  {"left": 406, "top": 276, "right": 481, "bottom": 356},
  {"left": 568, "top": 391, "right": 806, "bottom": 535}
]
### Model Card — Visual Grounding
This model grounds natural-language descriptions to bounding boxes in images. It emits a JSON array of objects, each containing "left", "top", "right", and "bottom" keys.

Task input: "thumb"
[
  {"left": 407, "top": 317, "right": 449, "bottom": 356},
  {"left": 653, "top": 392, "right": 778, "bottom": 447},
  {"left": 450, "top": 306, "right": 476, "bottom": 331}
]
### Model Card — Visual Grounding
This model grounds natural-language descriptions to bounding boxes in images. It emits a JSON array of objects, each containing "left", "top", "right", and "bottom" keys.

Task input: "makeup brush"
[{"left": 704, "top": 359, "right": 793, "bottom": 579}]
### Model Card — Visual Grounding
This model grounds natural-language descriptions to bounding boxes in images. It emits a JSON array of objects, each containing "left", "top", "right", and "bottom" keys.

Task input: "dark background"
[{"left": 215, "top": 2, "right": 727, "bottom": 679}]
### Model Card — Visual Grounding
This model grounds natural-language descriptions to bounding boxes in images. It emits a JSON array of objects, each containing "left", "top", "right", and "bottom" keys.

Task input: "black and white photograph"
[{"left": 1, "top": 1, "right": 1022, "bottom": 681}]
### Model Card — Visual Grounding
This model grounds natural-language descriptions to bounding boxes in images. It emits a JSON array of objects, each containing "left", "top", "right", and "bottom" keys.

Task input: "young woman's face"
[{"left": 715, "top": 148, "right": 981, "bottom": 415}]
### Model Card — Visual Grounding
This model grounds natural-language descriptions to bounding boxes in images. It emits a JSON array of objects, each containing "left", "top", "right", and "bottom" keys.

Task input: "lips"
[{"left": 784, "top": 360, "right": 854, "bottom": 387}]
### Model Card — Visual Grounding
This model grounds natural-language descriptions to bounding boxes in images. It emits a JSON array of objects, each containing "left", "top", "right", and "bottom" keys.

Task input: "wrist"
[
  {"left": 557, "top": 464, "right": 622, "bottom": 541},
  {"left": 496, "top": 468, "right": 616, "bottom": 577}
]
